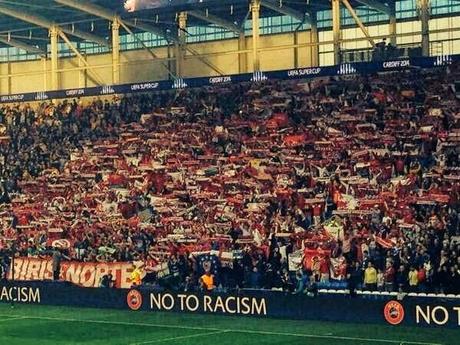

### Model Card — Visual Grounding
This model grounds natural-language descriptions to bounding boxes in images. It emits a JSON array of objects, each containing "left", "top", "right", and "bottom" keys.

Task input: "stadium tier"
[
  {"left": 1, "top": 1, "right": 460, "bottom": 344},
  {"left": 0, "top": 63, "right": 459, "bottom": 297}
]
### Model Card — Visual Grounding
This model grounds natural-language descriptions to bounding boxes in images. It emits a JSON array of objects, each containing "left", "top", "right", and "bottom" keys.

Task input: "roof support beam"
[
  {"left": 124, "top": 19, "right": 178, "bottom": 43},
  {"left": 342, "top": 0, "right": 375, "bottom": 47},
  {"left": 0, "top": 36, "right": 46, "bottom": 55},
  {"left": 54, "top": 0, "right": 178, "bottom": 79},
  {"left": 0, "top": 4, "right": 109, "bottom": 47},
  {"left": 355, "top": 0, "right": 390, "bottom": 15},
  {"left": 188, "top": 10, "right": 243, "bottom": 34},
  {"left": 118, "top": 20, "right": 177, "bottom": 79},
  {"left": 176, "top": 12, "right": 225, "bottom": 76},
  {"left": 185, "top": 47, "right": 226, "bottom": 76},
  {"left": 260, "top": 0, "right": 309, "bottom": 24},
  {"left": 54, "top": 0, "right": 177, "bottom": 42},
  {"left": 54, "top": 0, "right": 113, "bottom": 20},
  {"left": 58, "top": 30, "right": 106, "bottom": 85}
]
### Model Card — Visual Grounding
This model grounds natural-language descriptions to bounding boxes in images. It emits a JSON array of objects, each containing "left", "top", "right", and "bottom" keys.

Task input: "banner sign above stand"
[{"left": 0, "top": 54, "right": 458, "bottom": 104}]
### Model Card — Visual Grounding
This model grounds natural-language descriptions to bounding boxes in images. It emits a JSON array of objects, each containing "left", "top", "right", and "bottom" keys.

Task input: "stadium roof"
[{"left": 0, "top": 0, "right": 395, "bottom": 53}]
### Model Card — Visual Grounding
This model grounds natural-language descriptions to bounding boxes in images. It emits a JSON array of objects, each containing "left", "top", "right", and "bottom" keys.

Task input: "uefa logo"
[
  {"left": 100, "top": 85, "right": 115, "bottom": 95},
  {"left": 337, "top": 63, "right": 357, "bottom": 75},
  {"left": 127, "top": 290, "right": 143, "bottom": 311},
  {"left": 35, "top": 91, "right": 49, "bottom": 101},
  {"left": 434, "top": 54, "right": 453, "bottom": 66},
  {"left": 383, "top": 300, "right": 405, "bottom": 325},
  {"left": 251, "top": 71, "right": 268, "bottom": 82},
  {"left": 172, "top": 78, "right": 188, "bottom": 89}
]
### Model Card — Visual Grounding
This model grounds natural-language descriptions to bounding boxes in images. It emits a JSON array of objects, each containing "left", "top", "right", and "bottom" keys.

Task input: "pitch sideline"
[{"left": 0, "top": 313, "right": 443, "bottom": 345}]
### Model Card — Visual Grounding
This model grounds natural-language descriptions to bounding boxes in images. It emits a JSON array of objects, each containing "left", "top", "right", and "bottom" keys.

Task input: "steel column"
[
  {"left": 419, "top": 0, "right": 430, "bottom": 56},
  {"left": 251, "top": 0, "right": 261, "bottom": 72},
  {"left": 176, "top": 11, "right": 187, "bottom": 78},
  {"left": 112, "top": 17, "right": 120, "bottom": 84},
  {"left": 310, "top": 11, "right": 319, "bottom": 67},
  {"left": 389, "top": 2, "right": 397, "bottom": 46},
  {"left": 50, "top": 26, "right": 59, "bottom": 91},
  {"left": 332, "top": 0, "right": 341, "bottom": 64}
]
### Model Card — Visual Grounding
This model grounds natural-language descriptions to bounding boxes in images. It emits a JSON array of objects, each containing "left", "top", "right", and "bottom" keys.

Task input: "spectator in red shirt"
[{"left": 384, "top": 261, "right": 395, "bottom": 292}]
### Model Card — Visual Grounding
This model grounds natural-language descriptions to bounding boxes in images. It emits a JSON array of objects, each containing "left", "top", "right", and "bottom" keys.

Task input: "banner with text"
[
  {"left": 0, "top": 281, "right": 459, "bottom": 328},
  {"left": 8, "top": 258, "right": 132, "bottom": 288}
]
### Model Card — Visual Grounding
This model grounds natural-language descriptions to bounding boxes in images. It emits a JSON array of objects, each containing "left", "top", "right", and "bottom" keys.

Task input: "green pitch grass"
[{"left": 0, "top": 303, "right": 456, "bottom": 345}]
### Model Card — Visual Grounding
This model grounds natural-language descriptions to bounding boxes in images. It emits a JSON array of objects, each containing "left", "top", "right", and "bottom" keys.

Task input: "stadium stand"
[{"left": 0, "top": 62, "right": 459, "bottom": 296}]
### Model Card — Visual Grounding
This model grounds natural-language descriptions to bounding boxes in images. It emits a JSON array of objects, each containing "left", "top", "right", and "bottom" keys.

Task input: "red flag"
[
  {"left": 375, "top": 236, "right": 394, "bottom": 249},
  {"left": 272, "top": 113, "right": 289, "bottom": 127},
  {"left": 302, "top": 248, "right": 330, "bottom": 271},
  {"left": 330, "top": 256, "right": 347, "bottom": 280},
  {"left": 283, "top": 134, "right": 306, "bottom": 147}
]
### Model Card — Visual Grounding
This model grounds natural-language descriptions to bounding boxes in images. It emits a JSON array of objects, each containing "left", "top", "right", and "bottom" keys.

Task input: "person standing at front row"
[{"left": 52, "top": 248, "right": 69, "bottom": 281}]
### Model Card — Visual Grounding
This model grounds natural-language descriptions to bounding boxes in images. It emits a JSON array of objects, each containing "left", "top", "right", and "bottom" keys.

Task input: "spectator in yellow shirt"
[
  {"left": 364, "top": 262, "right": 377, "bottom": 291},
  {"left": 408, "top": 266, "right": 419, "bottom": 292},
  {"left": 130, "top": 264, "right": 143, "bottom": 287}
]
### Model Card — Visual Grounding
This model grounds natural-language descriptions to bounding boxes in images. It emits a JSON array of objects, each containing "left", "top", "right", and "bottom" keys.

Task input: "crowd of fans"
[{"left": 0, "top": 63, "right": 459, "bottom": 296}]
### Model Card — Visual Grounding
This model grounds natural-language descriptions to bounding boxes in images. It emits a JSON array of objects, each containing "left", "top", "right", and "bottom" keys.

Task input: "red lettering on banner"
[
  {"left": 8, "top": 258, "right": 132, "bottom": 288},
  {"left": 81, "top": 264, "right": 96, "bottom": 287}
]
